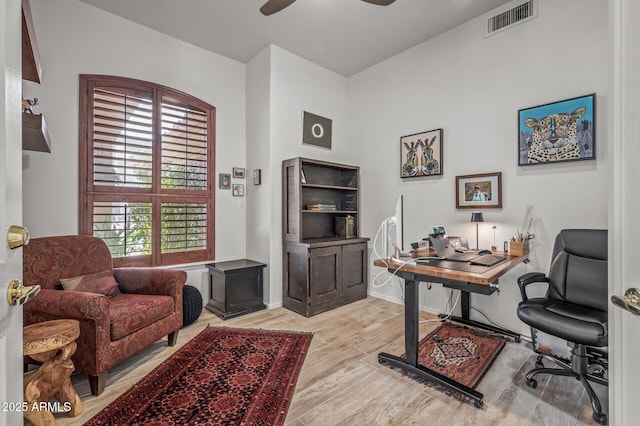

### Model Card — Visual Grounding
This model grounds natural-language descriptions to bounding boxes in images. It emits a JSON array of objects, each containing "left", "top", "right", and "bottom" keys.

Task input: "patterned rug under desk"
[{"left": 406, "top": 323, "right": 506, "bottom": 390}]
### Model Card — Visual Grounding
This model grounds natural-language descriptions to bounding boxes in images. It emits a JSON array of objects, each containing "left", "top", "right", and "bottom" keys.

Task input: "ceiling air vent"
[{"left": 485, "top": 0, "right": 537, "bottom": 37}]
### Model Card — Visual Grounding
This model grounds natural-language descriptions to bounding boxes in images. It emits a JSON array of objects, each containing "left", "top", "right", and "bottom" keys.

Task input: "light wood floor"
[{"left": 52, "top": 297, "right": 607, "bottom": 425}]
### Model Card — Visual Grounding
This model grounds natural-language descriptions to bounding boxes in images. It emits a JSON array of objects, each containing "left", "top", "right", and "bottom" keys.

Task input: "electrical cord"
[
  {"left": 469, "top": 306, "right": 512, "bottom": 332},
  {"left": 371, "top": 220, "right": 463, "bottom": 323},
  {"left": 371, "top": 219, "right": 443, "bottom": 288},
  {"left": 373, "top": 228, "right": 517, "bottom": 335},
  {"left": 420, "top": 289, "right": 461, "bottom": 323}
]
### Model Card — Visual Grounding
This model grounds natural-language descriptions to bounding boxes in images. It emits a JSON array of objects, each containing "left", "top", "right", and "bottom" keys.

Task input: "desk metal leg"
[
  {"left": 378, "top": 279, "right": 485, "bottom": 408},
  {"left": 447, "top": 291, "right": 521, "bottom": 342}
]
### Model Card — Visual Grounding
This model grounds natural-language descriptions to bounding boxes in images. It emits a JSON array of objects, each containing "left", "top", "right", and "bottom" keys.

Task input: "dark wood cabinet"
[
  {"left": 282, "top": 158, "right": 368, "bottom": 317},
  {"left": 205, "top": 259, "right": 267, "bottom": 320}
]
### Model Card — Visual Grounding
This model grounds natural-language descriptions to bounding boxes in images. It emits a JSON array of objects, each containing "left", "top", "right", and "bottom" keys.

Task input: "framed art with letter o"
[{"left": 302, "top": 111, "right": 332, "bottom": 149}]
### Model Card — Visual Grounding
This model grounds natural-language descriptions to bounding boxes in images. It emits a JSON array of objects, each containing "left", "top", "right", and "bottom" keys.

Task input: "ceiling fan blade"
[
  {"left": 260, "top": 0, "right": 297, "bottom": 16},
  {"left": 361, "top": 0, "right": 396, "bottom": 5}
]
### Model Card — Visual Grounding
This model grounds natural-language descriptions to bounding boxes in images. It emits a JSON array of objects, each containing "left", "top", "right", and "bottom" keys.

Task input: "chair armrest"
[
  {"left": 114, "top": 268, "right": 186, "bottom": 298},
  {"left": 23, "top": 289, "right": 110, "bottom": 324},
  {"left": 517, "top": 272, "right": 549, "bottom": 302}
]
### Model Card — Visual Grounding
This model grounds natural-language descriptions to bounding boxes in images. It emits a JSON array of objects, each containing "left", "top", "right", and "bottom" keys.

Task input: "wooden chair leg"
[
  {"left": 168, "top": 330, "right": 179, "bottom": 346},
  {"left": 88, "top": 372, "right": 106, "bottom": 396}
]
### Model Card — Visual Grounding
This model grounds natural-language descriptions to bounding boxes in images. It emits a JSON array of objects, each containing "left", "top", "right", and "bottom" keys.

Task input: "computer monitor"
[{"left": 381, "top": 195, "right": 404, "bottom": 258}]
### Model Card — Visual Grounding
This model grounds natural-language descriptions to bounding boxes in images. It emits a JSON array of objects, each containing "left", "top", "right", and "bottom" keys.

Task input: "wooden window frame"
[{"left": 79, "top": 75, "right": 215, "bottom": 267}]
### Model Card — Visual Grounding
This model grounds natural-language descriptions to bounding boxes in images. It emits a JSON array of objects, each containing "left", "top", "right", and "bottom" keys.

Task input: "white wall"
[
  {"left": 22, "top": 0, "right": 248, "bottom": 292},
  {"left": 244, "top": 45, "right": 350, "bottom": 308},
  {"left": 349, "top": 0, "right": 609, "bottom": 336},
  {"left": 21, "top": 0, "right": 609, "bottom": 324},
  {"left": 246, "top": 47, "right": 272, "bottom": 302}
]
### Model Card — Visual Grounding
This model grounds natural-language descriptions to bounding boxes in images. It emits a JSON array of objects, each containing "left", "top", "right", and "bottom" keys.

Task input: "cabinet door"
[
  {"left": 226, "top": 268, "right": 264, "bottom": 312},
  {"left": 283, "top": 244, "right": 310, "bottom": 314},
  {"left": 309, "top": 246, "right": 342, "bottom": 306},
  {"left": 342, "top": 243, "right": 368, "bottom": 297}
]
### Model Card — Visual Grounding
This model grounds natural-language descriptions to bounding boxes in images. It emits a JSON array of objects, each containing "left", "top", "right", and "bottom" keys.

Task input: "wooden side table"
[
  {"left": 205, "top": 259, "right": 267, "bottom": 319},
  {"left": 23, "top": 319, "right": 83, "bottom": 425}
]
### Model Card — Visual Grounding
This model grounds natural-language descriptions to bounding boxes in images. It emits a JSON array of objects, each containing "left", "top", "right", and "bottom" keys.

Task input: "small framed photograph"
[
  {"left": 233, "top": 167, "right": 245, "bottom": 178},
  {"left": 431, "top": 226, "right": 447, "bottom": 235},
  {"left": 518, "top": 93, "right": 595, "bottom": 166},
  {"left": 232, "top": 184, "right": 244, "bottom": 197},
  {"left": 456, "top": 172, "right": 502, "bottom": 209},
  {"left": 253, "top": 169, "right": 261, "bottom": 185},
  {"left": 400, "top": 128, "right": 443, "bottom": 178},
  {"left": 219, "top": 173, "right": 231, "bottom": 189}
]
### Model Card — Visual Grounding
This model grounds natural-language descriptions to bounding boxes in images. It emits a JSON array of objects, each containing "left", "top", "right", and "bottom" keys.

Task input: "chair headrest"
[{"left": 556, "top": 229, "right": 607, "bottom": 261}]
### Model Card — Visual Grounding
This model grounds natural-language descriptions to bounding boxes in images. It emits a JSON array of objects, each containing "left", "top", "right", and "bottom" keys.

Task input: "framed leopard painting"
[{"left": 518, "top": 94, "right": 595, "bottom": 166}]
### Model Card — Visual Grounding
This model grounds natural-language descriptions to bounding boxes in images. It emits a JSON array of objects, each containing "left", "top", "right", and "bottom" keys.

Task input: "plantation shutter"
[
  {"left": 161, "top": 97, "right": 208, "bottom": 190},
  {"left": 93, "top": 201, "right": 153, "bottom": 257},
  {"left": 79, "top": 75, "right": 215, "bottom": 267},
  {"left": 92, "top": 87, "right": 153, "bottom": 188}
]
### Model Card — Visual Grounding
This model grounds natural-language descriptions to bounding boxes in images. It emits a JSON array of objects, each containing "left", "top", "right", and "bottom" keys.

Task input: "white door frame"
[
  {"left": 609, "top": 0, "right": 640, "bottom": 424},
  {"left": 0, "top": 0, "right": 25, "bottom": 424}
]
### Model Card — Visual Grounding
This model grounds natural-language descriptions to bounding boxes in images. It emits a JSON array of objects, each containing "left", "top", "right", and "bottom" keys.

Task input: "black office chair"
[{"left": 516, "top": 229, "right": 608, "bottom": 425}]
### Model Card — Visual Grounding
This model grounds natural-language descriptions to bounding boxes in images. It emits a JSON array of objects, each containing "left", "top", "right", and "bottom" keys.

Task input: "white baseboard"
[{"left": 265, "top": 301, "right": 282, "bottom": 309}]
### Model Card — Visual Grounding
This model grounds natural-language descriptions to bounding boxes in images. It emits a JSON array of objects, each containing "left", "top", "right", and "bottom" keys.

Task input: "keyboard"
[
  {"left": 444, "top": 252, "right": 479, "bottom": 262},
  {"left": 470, "top": 254, "right": 508, "bottom": 267}
]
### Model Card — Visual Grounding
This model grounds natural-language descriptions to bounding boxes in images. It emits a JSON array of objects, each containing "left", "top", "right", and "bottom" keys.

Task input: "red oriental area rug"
[
  {"left": 416, "top": 323, "right": 506, "bottom": 389},
  {"left": 84, "top": 326, "right": 312, "bottom": 426}
]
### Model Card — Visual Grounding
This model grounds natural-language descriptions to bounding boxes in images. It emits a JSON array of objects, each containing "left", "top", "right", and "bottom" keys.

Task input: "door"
[
  {"left": 0, "top": 0, "right": 24, "bottom": 424},
  {"left": 342, "top": 243, "right": 368, "bottom": 297},
  {"left": 309, "top": 246, "right": 342, "bottom": 305},
  {"left": 609, "top": 0, "right": 640, "bottom": 424}
]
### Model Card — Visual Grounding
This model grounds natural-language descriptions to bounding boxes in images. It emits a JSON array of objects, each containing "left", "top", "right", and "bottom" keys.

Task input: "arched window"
[{"left": 79, "top": 75, "right": 215, "bottom": 266}]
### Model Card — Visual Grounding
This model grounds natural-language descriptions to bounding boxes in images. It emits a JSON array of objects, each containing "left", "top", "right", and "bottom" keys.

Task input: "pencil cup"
[{"left": 509, "top": 241, "right": 530, "bottom": 256}]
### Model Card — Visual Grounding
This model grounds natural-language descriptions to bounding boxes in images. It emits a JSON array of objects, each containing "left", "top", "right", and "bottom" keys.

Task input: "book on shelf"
[
  {"left": 300, "top": 168, "right": 307, "bottom": 184},
  {"left": 306, "top": 204, "right": 336, "bottom": 211}
]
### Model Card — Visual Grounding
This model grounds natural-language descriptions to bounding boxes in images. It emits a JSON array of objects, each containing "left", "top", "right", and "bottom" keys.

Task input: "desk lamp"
[{"left": 470, "top": 212, "right": 484, "bottom": 250}]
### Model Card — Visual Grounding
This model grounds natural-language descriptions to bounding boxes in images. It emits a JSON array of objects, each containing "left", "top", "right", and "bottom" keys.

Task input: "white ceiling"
[{"left": 79, "top": 0, "right": 513, "bottom": 76}]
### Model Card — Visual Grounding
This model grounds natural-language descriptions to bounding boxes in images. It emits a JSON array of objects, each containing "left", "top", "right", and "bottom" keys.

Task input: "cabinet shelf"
[
  {"left": 302, "top": 210, "right": 357, "bottom": 214},
  {"left": 299, "top": 236, "right": 369, "bottom": 247},
  {"left": 302, "top": 183, "right": 358, "bottom": 191}
]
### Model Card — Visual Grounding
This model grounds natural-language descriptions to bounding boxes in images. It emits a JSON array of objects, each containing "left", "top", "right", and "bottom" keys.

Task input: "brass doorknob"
[
  {"left": 611, "top": 288, "right": 640, "bottom": 316},
  {"left": 7, "top": 279, "right": 40, "bottom": 306},
  {"left": 7, "top": 225, "right": 30, "bottom": 249}
]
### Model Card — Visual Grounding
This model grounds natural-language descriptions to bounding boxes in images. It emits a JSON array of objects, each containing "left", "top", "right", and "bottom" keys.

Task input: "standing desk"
[{"left": 373, "top": 251, "right": 528, "bottom": 408}]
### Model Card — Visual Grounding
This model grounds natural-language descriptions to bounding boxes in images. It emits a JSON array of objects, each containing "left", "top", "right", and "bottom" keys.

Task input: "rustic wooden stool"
[{"left": 23, "top": 319, "right": 83, "bottom": 426}]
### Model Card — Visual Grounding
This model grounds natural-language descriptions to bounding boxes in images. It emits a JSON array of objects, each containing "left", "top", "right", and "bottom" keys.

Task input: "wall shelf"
[
  {"left": 22, "top": 114, "right": 51, "bottom": 152},
  {"left": 22, "top": 0, "right": 42, "bottom": 83},
  {"left": 21, "top": 0, "right": 50, "bottom": 153}
]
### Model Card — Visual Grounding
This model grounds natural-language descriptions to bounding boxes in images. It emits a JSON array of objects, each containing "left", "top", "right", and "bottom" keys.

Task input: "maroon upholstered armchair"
[{"left": 23, "top": 235, "right": 186, "bottom": 396}]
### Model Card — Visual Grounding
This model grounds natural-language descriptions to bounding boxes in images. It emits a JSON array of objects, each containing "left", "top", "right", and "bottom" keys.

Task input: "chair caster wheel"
[
  {"left": 535, "top": 360, "right": 544, "bottom": 368},
  {"left": 526, "top": 378, "right": 537, "bottom": 388},
  {"left": 593, "top": 412, "right": 607, "bottom": 425},
  {"left": 378, "top": 358, "right": 385, "bottom": 364},
  {"left": 474, "top": 400, "right": 484, "bottom": 409}
]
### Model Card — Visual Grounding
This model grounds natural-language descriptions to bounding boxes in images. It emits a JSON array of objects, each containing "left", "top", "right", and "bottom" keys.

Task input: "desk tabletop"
[{"left": 373, "top": 251, "right": 528, "bottom": 285}]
